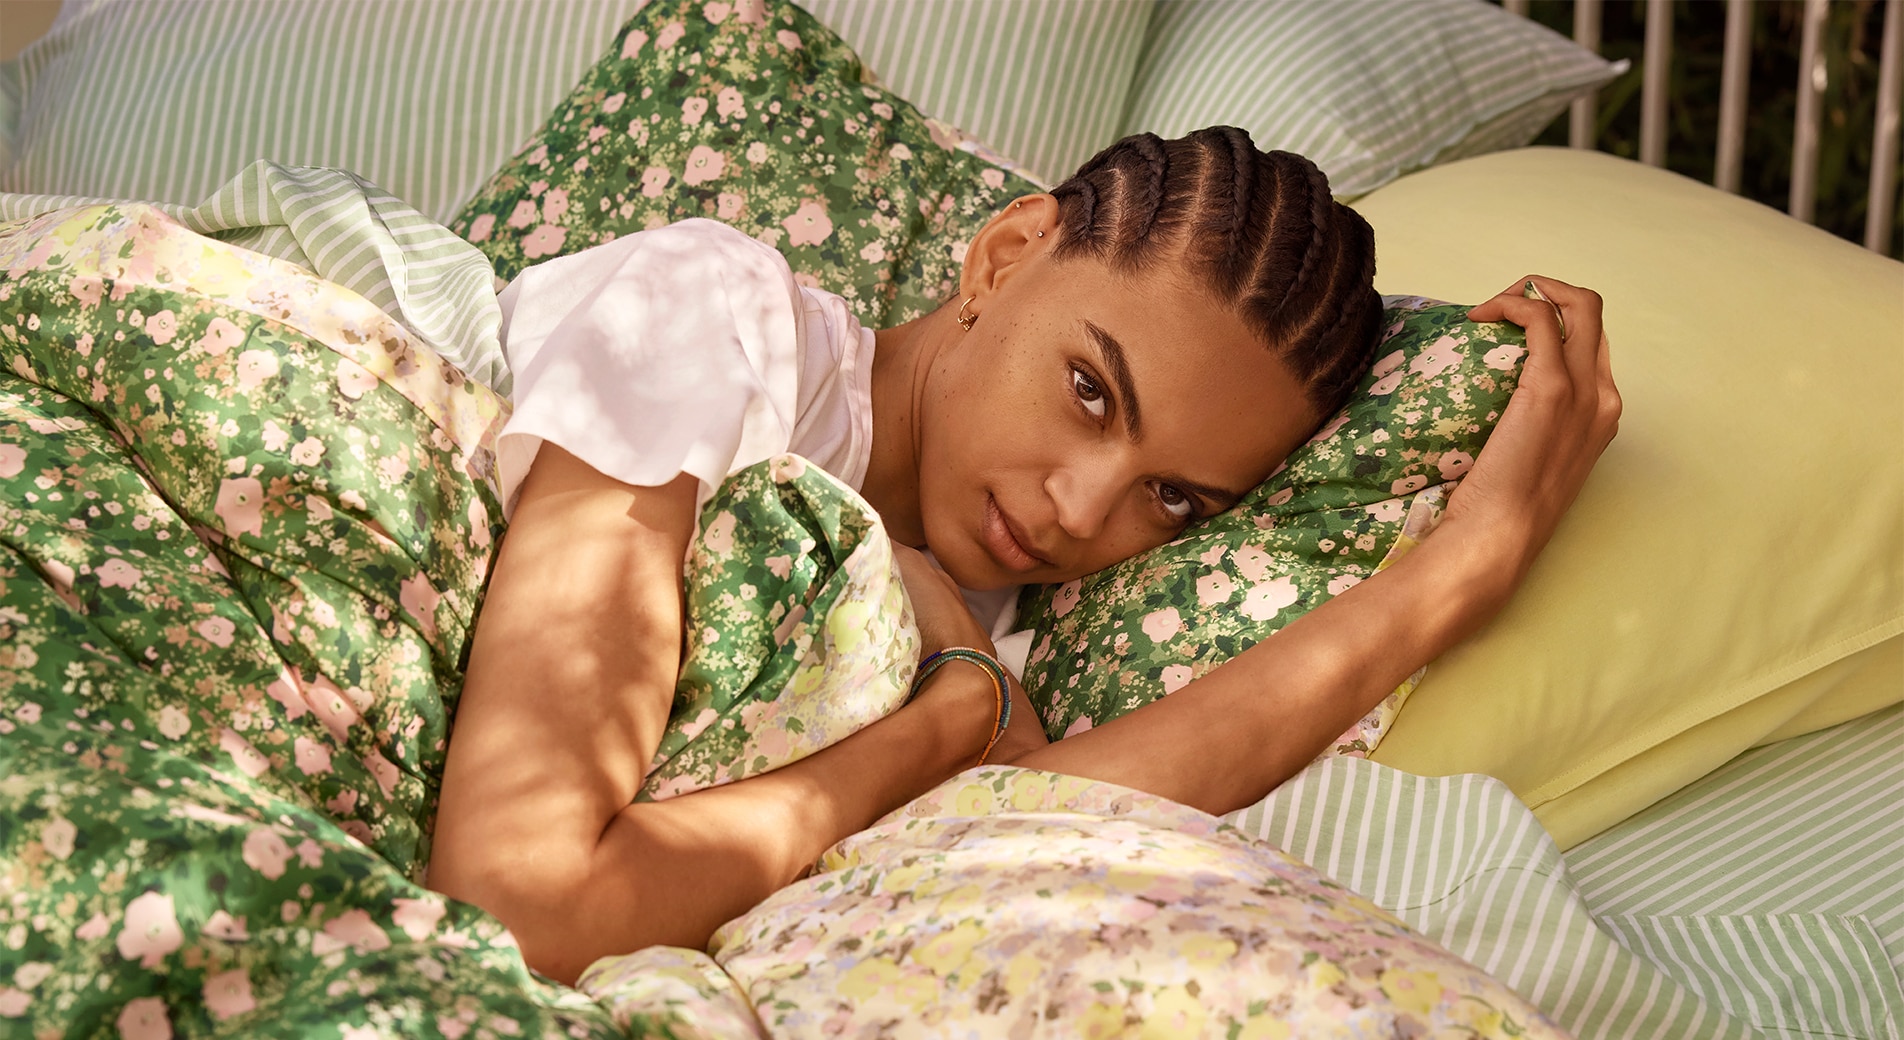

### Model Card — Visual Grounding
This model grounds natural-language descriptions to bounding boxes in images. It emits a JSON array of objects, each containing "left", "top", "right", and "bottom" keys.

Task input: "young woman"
[{"left": 429, "top": 127, "right": 1619, "bottom": 984}]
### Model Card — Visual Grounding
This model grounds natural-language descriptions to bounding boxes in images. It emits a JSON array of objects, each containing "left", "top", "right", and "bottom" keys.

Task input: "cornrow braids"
[{"left": 1046, "top": 126, "right": 1382, "bottom": 422}]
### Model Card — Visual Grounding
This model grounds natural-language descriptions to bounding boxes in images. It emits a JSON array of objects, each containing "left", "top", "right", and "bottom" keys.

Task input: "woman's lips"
[{"left": 982, "top": 494, "right": 1048, "bottom": 574}]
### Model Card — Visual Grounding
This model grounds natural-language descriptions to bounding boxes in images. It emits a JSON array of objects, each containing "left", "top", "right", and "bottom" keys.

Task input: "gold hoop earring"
[{"left": 955, "top": 295, "right": 979, "bottom": 332}]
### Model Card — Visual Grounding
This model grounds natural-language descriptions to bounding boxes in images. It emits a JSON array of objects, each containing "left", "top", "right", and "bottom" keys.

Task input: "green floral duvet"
[{"left": 0, "top": 206, "right": 1562, "bottom": 1039}]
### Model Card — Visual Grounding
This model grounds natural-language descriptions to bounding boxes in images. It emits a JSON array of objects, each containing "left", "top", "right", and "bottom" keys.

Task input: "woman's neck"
[{"left": 863, "top": 311, "right": 948, "bottom": 548}]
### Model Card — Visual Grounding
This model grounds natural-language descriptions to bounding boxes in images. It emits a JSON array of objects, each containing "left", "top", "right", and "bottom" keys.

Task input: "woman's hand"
[
  {"left": 1442, "top": 276, "right": 1622, "bottom": 611},
  {"left": 892, "top": 544, "right": 996, "bottom": 656}
]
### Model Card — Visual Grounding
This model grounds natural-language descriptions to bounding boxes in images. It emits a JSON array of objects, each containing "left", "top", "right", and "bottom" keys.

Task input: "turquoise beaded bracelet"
[{"left": 910, "top": 647, "right": 1013, "bottom": 765}]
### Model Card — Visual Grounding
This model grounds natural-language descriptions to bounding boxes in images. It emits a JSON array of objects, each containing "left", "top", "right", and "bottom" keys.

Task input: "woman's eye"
[
  {"left": 1071, "top": 368, "right": 1107, "bottom": 419},
  {"left": 1157, "top": 484, "right": 1195, "bottom": 521}
]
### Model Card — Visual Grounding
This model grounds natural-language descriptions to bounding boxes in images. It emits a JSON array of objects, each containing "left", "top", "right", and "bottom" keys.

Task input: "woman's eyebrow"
[{"left": 1082, "top": 319, "right": 1142, "bottom": 438}]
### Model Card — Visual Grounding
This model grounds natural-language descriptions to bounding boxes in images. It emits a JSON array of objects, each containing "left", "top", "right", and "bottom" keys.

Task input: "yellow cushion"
[{"left": 1354, "top": 148, "right": 1904, "bottom": 849}]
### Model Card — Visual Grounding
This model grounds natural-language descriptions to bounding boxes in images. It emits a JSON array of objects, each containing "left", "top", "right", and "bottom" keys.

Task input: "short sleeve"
[{"left": 495, "top": 219, "right": 804, "bottom": 517}]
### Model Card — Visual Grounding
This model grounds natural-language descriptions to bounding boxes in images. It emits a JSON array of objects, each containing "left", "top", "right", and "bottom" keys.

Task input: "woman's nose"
[{"left": 1046, "top": 461, "right": 1121, "bottom": 542}]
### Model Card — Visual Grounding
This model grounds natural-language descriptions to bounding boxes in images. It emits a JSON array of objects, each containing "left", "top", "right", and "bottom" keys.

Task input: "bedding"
[
  {"left": 1015, "top": 297, "right": 1525, "bottom": 752},
  {"left": 1351, "top": 147, "right": 1904, "bottom": 849},
  {"left": 451, "top": 0, "right": 1042, "bottom": 329}
]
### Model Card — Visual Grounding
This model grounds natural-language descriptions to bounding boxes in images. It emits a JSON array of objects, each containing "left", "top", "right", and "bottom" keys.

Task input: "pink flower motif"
[
  {"left": 1306, "top": 413, "right": 1352, "bottom": 444},
  {"left": 782, "top": 200, "right": 833, "bottom": 247},
  {"left": 716, "top": 192, "right": 744, "bottom": 220},
  {"left": 0, "top": 987, "right": 26, "bottom": 1018},
  {"left": 702, "top": 511, "right": 737, "bottom": 554},
  {"left": 202, "top": 969, "right": 255, "bottom": 1021},
  {"left": 640, "top": 166, "right": 672, "bottom": 199},
  {"left": 219, "top": 728, "right": 270, "bottom": 778},
  {"left": 620, "top": 30, "right": 650, "bottom": 58},
  {"left": 312, "top": 910, "right": 391, "bottom": 956},
  {"left": 0, "top": 443, "right": 24, "bottom": 479},
  {"left": 1437, "top": 451, "right": 1474, "bottom": 480},
  {"left": 294, "top": 736, "right": 332, "bottom": 776},
  {"left": 603, "top": 92, "right": 626, "bottom": 114},
  {"left": 776, "top": 28, "right": 802, "bottom": 49},
  {"left": 1371, "top": 349, "right": 1405, "bottom": 378},
  {"left": 335, "top": 357, "right": 379, "bottom": 400},
  {"left": 1232, "top": 544, "right": 1272, "bottom": 582},
  {"left": 1195, "top": 572, "right": 1234, "bottom": 606},
  {"left": 682, "top": 145, "right": 725, "bottom": 185},
  {"left": 77, "top": 913, "right": 112, "bottom": 941},
  {"left": 465, "top": 213, "right": 496, "bottom": 243},
  {"left": 289, "top": 437, "right": 325, "bottom": 467},
  {"left": 156, "top": 705, "right": 190, "bottom": 740},
  {"left": 40, "top": 817, "right": 76, "bottom": 860},
  {"left": 1050, "top": 580, "right": 1082, "bottom": 618},
  {"left": 392, "top": 897, "right": 447, "bottom": 941},
  {"left": 716, "top": 86, "right": 745, "bottom": 120},
  {"left": 197, "top": 317, "right": 244, "bottom": 356},
  {"left": 1391, "top": 474, "right": 1429, "bottom": 496},
  {"left": 242, "top": 827, "right": 292, "bottom": 879},
  {"left": 704, "top": 0, "right": 732, "bottom": 23},
  {"left": 400, "top": 574, "right": 442, "bottom": 640},
  {"left": 203, "top": 911, "right": 248, "bottom": 941},
  {"left": 505, "top": 200, "right": 537, "bottom": 230},
  {"left": 1368, "top": 369, "right": 1405, "bottom": 396},
  {"left": 541, "top": 188, "right": 570, "bottom": 224},
  {"left": 196, "top": 616, "right": 236, "bottom": 648},
  {"left": 364, "top": 750, "right": 401, "bottom": 799},
  {"left": 1327, "top": 573, "right": 1364, "bottom": 596},
  {"left": 116, "top": 996, "right": 172, "bottom": 1040},
  {"left": 1409, "top": 335, "right": 1463, "bottom": 378},
  {"left": 295, "top": 839, "right": 323, "bottom": 868},
  {"left": 1240, "top": 576, "right": 1300, "bottom": 621},
  {"left": 746, "top": 141, "right": 768, "bottom": 163},
  {"left": 656, "top": 21, "right": 686, "bottom": 48},
  {"left": 117, "top": 892, "right": 183, "bottom": 968},
  {"left": 305, "top": 675, "right": 360, "bottom": 742},
  {"left": 765, "top": 554, "right": 792, "bottom": 579},
  {"left": 144, "top": 310, "right": 178, "bottom": 345},
  {"left": 1161, "top": 665, "right": 1193, "bottom": 694},
  {"left": 682, "top": 96, "right": 709, "bottom": 125},
  {"left": 1484, "top": 343, "right": 1526, "bottom": 372},
  {"left": 69, "top": 274, "right": 104, "bottom": 308},
  {"left": 95, "top": 558, "right": 142, "bottom": 589},
  {"left": 1140, "top": 607, "right": 1181, "bottom": 644},
  {"left": 521, "top": 224, "right": 567, "bottom": 260},
  {"left": 1061, "top": 715, "right": 1094, "bottom": 738},
  {"left": 1365, "top": 499, "right": 1405, "bottom": 522},
  {"left": 233, "top": 349, "right": 280, "bottom": 391}
]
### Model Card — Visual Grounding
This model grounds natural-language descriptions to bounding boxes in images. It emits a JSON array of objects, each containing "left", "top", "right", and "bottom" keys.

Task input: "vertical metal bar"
[
  {"left": 1867, "top": 0, "right": 1902, "bottom": 252},
  {"left": 1790, "top": 0, "right": 1828, "bottom": 222},
  {"left": 1641, "top": 0, "right": 1673, "bottom": 167},
  {"left": 1504, "top": 0, "right": 1531, "bottom": 16},
  {"left": 1571, "top": 0, "right": 1605, "bottom": 149},
  {"left": 1715, "top": 0, "right": 1753, "bottom": 192}
]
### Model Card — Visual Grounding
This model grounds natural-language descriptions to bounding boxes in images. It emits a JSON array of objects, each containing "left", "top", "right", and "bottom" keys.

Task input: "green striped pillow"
[
  {"left": 800, "top": 0, "right": 1157, "bottom": 185},
  {"left": 1121, "top": 0, "right": 1623, "bottom": 197},
  {"left": 0, "top": 0, "right": 637, "bottom": 224}
]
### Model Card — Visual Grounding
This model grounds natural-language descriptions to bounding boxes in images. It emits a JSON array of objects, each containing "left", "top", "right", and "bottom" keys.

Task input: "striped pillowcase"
[
  {"left": 1122, "top": 0, "right": 1623, "bottom": 197},
  {"left": 0, "top": 0, "right": 639, "bottom": 224}
]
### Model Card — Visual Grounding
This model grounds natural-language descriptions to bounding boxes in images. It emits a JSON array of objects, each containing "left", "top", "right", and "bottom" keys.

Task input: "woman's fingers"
[{"left": 1468, "top": 275, "right": 1608, "bottom": 401}]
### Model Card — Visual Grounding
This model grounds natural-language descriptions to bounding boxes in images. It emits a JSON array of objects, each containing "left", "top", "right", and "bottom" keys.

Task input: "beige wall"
[{"left": 1, "top": 1, "right": 63, "bottom": 62}]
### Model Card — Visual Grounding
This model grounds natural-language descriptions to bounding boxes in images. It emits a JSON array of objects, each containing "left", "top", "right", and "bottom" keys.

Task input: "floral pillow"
[
  {"left": 451, "top": 0, "right": 1041, "bottom": 328},
  {"left": 1017, "top": 298, "right": 1528, "bottom": 752},
  {"left": 690, "top": 766, "right": 1567, "bottom": 1038}
]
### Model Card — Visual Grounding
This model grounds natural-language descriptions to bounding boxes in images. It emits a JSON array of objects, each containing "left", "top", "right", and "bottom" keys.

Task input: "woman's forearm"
[{"left": 1006, "top": 525, "right": 1514, "bottom": 816}]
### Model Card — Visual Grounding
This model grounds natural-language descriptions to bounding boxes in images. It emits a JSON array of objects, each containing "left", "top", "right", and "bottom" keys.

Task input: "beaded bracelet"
[{"left": 909, "top": 647, "right": 1013, "bottom": 765}]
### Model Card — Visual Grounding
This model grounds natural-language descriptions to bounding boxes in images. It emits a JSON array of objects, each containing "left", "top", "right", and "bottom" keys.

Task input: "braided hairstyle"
[{"left": 1047, "top": 127, "right": 1382, "bottom": 420}]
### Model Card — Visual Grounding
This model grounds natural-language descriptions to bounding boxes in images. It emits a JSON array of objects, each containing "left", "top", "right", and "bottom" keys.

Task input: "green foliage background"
[{"left": 1519, "top": 0, "right": 1902, "bottom": 259}]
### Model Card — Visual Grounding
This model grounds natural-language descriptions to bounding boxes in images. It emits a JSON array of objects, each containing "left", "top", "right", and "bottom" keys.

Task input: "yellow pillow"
[{"left": 1353, "top": 148, "right": 1904, "bottom": 849}]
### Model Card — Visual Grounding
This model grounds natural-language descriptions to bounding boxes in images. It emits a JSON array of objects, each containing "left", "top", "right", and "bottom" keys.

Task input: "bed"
[{"left": 1, "top": 1, "right": 1898, "bottom": 1038}]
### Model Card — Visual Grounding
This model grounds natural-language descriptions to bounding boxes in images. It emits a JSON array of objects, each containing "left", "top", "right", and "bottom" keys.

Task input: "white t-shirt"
[
  {"left": 496, "top": 218, "right": 874, "bottom": 517},
  {"left": 495, "top": 219, "right": 1028, "bottom": 665}
]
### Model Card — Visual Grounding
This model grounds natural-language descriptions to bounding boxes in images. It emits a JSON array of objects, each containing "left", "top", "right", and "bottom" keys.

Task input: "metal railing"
[{"left": 1510, "top": 0, "right": 1903, "bottom": 254}]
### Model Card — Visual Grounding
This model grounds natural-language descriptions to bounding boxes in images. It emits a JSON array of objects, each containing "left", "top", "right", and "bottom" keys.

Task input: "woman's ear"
[{"left": 958, "top": 193, "right": 1060, "bottom": 298}]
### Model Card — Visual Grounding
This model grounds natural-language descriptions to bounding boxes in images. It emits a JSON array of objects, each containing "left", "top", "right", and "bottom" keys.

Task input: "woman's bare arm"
[
  {"left": 996, "top": 277, "right": 1621, "bottom": 814},
  {"left": 431, "top": 446, "right": 999, "bottom": 984}
]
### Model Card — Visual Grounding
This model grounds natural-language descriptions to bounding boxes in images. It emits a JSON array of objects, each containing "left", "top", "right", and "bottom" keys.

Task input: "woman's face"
[{"left": 919, "top": 252, "right": 1322, "bottom": 591}]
